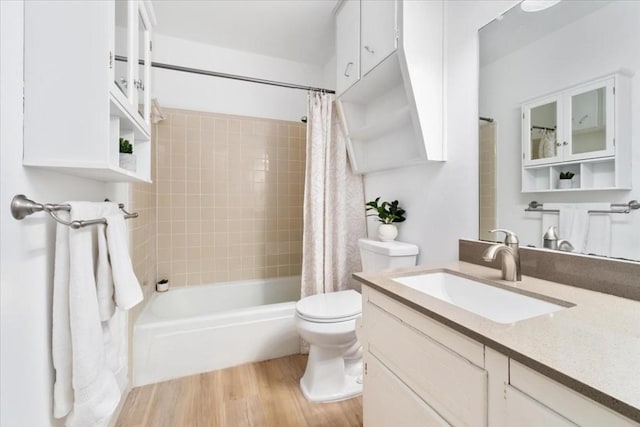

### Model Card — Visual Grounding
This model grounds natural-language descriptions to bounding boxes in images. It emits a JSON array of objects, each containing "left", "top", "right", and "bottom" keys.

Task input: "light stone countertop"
[{"left": 353, "top": 261, "right": 640, "bottom": 422}]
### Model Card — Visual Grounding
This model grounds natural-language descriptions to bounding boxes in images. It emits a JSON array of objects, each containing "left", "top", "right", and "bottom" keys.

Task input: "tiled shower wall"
[
  {"left": 155, "top": 108, "right": 306, "bottom": 287},
  {"left": 479, "top": 121, "right": 497, "bottom": 241}
]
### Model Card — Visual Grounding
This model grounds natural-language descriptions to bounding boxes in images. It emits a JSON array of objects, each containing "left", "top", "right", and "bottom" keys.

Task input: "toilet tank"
[{"left": 358, "top": 238, "right": 419, "bottom": 272}]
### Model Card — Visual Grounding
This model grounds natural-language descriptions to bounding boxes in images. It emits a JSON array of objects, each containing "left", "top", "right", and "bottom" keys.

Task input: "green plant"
[
  {"left": 365, "top": 197, "right": 406, "bottom": 224},
  {"left": 559, "top": 171, "right": 575, "bottom": 180},
  {"left": 119, "top": 138, "right": 133, "bottom": 154}
]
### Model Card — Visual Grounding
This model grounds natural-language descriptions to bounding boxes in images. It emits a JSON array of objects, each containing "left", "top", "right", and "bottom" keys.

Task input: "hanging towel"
[
  {"left": 52, "top": 202, "right": 122, "bottom": 427},
  {"left": 545, "top": 203, "right": 589, "bottom": 252},
  {"left": 105, "top": 213, "right": 143, "bottom": 310},
  {"left": 585, "top": 203, "right": 612, "bottom": 257},
  {"left": 96, "top": 222, "right": 115, "bottom": 321}
]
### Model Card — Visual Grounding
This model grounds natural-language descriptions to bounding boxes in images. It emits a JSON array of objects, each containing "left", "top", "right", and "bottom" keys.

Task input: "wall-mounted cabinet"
[
  {"left": 335, "top": 0, "right": 444, "bottom": 174},
  {"left": 24, "top": 0, "right": 154, "bottom": 183},
  {"left": 521, "top": 72, "right": 631, "bottom": 192}
]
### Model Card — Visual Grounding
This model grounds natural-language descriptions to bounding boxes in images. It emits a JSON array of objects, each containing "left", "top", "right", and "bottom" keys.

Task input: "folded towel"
[
  {"left": 105, "top": 213, "right": 143, "bottom": 310},
  {"left": 585, "top": 203, "right": 612, "bottom": 257},
  {"left": 52, "top": 202, "right": 121, "bottom": 427}
]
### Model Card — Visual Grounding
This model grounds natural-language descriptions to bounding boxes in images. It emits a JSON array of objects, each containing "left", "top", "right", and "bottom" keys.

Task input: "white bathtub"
[{"left": 133, "top": 276, "right": 301, "bottom": 386}]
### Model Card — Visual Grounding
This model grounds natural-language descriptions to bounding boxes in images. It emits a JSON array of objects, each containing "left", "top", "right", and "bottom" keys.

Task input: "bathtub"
[{"left": 133, "top": 276, "right": 301, "bottom": 386}]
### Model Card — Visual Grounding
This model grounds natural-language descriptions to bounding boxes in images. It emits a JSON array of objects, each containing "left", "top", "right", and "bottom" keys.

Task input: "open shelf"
[{"left": 521, "top": 157, "right": 626, "bottom": 192}]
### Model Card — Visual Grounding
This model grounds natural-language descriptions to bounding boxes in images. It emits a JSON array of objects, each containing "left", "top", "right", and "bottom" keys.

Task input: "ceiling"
[
  {"left": 152, "top": 0, "right": 337, "bottom": 66},
  {"left": 479, "top": 0, "right": 611, "bottom": 67}
]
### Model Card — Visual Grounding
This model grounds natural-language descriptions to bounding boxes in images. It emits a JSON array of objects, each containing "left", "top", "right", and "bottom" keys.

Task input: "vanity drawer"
[
  {"left": 365, "top": 286, "right": 484, "bottom": 367},
  {"left": 364, "top": 300, "right": 488, "bottom": 427},
  {"left": 510, "top": 360, "right": 638, "bottom": 427},
  {"left": 505, "top": 384, "right": 577, "bottom": 426},
  {"left": 364, "top": 353, "right": 450, "bottom": 427}
]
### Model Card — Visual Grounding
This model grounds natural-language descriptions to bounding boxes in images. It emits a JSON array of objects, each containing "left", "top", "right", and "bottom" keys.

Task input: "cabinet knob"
[
  {"left": 344, "top": 62, "right": 353, "bottom": 78},
  {"left": 563, "top": 141, "right": 568, "bottom": 146},
  {"left": 120, "top": 77, "right": 128, "bottom": 88},
  {"left": 364, "top": 45, "right": 375, "bottom": 54},
  {"left": 134, "top": 79, "right": 145, "bottom": 91},
  {"left": 555, "top": 142, "right": 562, "bottom": 147}
]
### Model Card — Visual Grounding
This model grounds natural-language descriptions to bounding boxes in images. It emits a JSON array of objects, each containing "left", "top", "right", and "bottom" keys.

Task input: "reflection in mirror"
[
  {"left": 478, "top": 0, "right": 640, "bottom": 261},
  {"left": 138, "top": 12, "right": 146, "bottom": 119}
]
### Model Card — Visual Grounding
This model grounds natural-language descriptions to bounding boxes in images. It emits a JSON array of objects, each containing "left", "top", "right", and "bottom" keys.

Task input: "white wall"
[
  {"left": 151, "top": 33, "right": 330, "bottom": 121},
  {"left": 363, "top": 1, "right": 517, "bottom": 265},
  {"left": 480, "top": 2, "right": 640, "bottom": 260},
  {"left": 0, "top": 2, "right": 120, "bottom": 425}
]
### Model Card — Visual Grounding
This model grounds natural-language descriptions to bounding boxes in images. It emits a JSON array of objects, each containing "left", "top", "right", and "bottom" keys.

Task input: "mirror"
[
  {"left": 478, "top": 0, "right": 640, "bottom": 261},
  {"left": 114, "top": 1, "right": 129, "bottom": 97},
  {"left": 137, "top": 11, "right": 147, "bottom": 119}
]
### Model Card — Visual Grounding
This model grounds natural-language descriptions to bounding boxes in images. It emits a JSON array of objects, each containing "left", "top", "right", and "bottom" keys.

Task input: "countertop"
[{"left": 354, "top": 261, "right": 640, "bottom": 422}]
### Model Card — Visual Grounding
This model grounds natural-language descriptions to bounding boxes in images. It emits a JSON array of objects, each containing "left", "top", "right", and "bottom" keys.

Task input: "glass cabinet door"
[
  {"left": 523, "top": 98, "right": 561, "bottom": 166},
  {"left": 114, "top": 1, "right": 131, "bottom": 99},
  {"left": 136, "top": 8, "right": 150, "bottom": 124},
  {"left": 566, "top": 80, "right": 614, "bottom": 161}
]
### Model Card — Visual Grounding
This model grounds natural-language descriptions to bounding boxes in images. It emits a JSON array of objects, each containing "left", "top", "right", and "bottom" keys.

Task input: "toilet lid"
[{"left": 296, "top": 290, "right": 362, "bottom": 322}]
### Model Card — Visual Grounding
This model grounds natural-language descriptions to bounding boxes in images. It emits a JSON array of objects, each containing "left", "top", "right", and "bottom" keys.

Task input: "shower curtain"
[{"left": 300, "top": 92, "right": 365, "bottom": 299}]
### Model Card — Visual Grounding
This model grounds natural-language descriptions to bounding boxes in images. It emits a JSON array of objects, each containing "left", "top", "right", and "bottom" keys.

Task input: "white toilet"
[{"left": 295, "top": 238, "right": 419, "bottom": 402}]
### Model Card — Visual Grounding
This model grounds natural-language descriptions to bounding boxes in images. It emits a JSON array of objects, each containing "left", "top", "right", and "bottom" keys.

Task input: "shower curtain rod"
[
  {"left": 479, "top": 116, "right": 494, "bottom": 123},
  {"left": 115, "top": 55, "right": 335, "bottom": 94}
]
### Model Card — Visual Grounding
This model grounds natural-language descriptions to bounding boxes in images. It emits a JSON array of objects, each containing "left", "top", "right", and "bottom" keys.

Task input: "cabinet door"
[
  {"left": 505, "top": 385, "right": 577, "bottom": 427},
  {"left": 522, "top": 95, "right": 563, "bottom": 166},
  {"left": 363, "top": 353, "right": 450, "bottom": 427},
  {"left": 135, "top": 2, "right": 152, "bottom": 126},
  {"left": 113, "top": 0, "right": 134, "bottom": 101},
  {"left": 564, "top": 78, "right": 615, "bottom": 162},
  {"left": 361, "top": 0, "right": 397, "bottom": 76},
  {"left": 336, "top": 0, "right": 360, "bottom": 96}
]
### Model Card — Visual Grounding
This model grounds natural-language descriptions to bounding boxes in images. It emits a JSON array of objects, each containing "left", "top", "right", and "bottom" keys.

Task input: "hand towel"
[
  {"left": 585, "top": 203, "right": 612, "bottom": 257},
  {"left": 105, "top": 213, "right": 143, "bottom": 310},
  {"left": 544, "top": 203, "right": 589, "bottom": 252},
  {"left": 52, "top": 202, "right": 121, "bottom": 427},
  {"left": 96, "top": 223, "right": 115, "bottom": 321}
]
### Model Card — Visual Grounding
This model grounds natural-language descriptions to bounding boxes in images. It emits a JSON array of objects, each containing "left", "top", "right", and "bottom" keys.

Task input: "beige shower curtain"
[{"left": 300, "top": 92, "right": 366, "bottom": 299}]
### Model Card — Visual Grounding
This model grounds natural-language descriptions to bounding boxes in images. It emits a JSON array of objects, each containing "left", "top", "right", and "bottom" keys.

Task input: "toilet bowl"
[
  {"left": 295, "top": 290, "right": 362, "bottom": 402},
  {"left": 296, "top": 238, "right": 419, "bottom": 402}
]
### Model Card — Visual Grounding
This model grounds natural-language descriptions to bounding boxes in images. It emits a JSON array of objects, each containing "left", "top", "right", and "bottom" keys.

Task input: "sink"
[{"left": 392, "top": 272, "right": 570, "bottom": 324}]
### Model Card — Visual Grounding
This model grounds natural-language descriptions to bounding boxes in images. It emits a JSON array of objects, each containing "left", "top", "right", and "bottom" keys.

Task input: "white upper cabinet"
[
  {"left": 336, "top": 0, "right": 445, "bottom": 174},
  {"left": 24, "top": 0, "right": 154, "bottom": 183},
  {"left": 521, "top": 72, "right": 631, "bottom": 192},
  {"left": 361, "top": 0, "right": 397, "bottom": 76},
  {"left": 336, "top": 0, "right": 361, "bottom": 96}
]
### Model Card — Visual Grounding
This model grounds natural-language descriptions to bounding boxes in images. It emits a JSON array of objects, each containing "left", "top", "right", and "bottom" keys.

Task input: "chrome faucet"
[{"left": 482, "top": 229, "right": 522, "bottom": 282}]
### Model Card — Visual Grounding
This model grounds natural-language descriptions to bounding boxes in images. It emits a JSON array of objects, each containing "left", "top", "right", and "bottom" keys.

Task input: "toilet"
[{"left": 295, "top": 238, "right": 419, "bottom": 402}]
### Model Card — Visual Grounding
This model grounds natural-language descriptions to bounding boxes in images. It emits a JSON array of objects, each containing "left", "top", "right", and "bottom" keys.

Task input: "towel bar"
[
  {"left": 525, "top": 200, "right": 640, "bottom": 214},
  {"left": 10, "top": 194, "right": 138, "bottom": 229}
]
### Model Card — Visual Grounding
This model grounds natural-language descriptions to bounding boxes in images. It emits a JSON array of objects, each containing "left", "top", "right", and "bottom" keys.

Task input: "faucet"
[{"left": 482, "top": 229, "right": 522, "bottom": 282}]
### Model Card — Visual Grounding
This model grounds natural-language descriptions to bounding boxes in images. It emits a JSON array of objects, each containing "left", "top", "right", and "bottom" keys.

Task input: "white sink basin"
[{"left": 392, "top": 272, "right": 570, "bottom": 324}]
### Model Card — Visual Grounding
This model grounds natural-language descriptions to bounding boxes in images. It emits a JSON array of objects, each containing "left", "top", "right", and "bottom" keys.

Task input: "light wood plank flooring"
[{"left": 117, "top": 355, "right": 363, "bottom": 427}]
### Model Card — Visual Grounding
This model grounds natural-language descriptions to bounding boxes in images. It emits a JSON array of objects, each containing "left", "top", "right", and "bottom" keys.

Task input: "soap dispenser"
[{"left": 543, "top": 225, "right": 560, "bottom": 249}]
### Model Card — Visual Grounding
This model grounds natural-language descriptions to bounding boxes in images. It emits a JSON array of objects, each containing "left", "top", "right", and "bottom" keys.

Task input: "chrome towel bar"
[
  {"left": 525, "top": 200, "right": 640, "bottom": 214},
  {"left": 10, "top": 194, "right": 138, "bottom": 229}
]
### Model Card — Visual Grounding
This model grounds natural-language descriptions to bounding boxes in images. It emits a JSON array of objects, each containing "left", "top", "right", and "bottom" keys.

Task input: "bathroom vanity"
[{"left": 354, "top": 262, "right": 640, "bottom": 426}]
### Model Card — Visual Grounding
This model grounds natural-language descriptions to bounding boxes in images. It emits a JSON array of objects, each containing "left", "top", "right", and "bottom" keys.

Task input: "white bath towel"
[
  {"left": 52, "top": 202, "right": 122, "bottom": 427},
  {"left": 585, "top": 203, "right": 612, "bottom": 257},
  {"left": 105, "top": 213, "right": 143, "bottom": 310},
  {"left": 96, "top": 222, "right": 115, "bottom": 321},
  {"left": 544, "top": 203, "right": 589, "bottom": 252}
]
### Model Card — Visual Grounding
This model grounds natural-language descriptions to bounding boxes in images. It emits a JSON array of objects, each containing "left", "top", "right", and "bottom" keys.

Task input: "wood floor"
[{"left": 116, "top": 355, "right": 363, "bottom": 427}]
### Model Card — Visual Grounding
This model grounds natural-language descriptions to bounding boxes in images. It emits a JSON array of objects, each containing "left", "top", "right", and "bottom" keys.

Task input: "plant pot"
[
  {"left": 378, "top": 223, "right": 398, "bottom": 242},
  {"left": 119, "top": 153, "right": 137, "bottom": 173},
  {"left": 558, "top": 178, "right": 573, "bottom": 189}
]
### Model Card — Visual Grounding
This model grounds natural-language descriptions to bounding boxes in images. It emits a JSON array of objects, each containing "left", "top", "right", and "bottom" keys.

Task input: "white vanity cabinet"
[
  {"left": 521, "top": 72, "right": 631, "bottom": 192},
  {"left": 23, "top": 0, "right": 154, "bottom": 183},
  {"left": 360, "top": 284, "right": 640, "bottom": 427},
  {"left": 336, "top": 0, "right": 445, "bottom": 173},
  {"left": 336, "top": 0, "right": 361, "bottom": 95}
]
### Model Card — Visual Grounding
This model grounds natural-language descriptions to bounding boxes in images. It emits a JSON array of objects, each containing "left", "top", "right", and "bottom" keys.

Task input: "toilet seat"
[{"left": 295, "top": 290, "right": 362, "bottom": 323}]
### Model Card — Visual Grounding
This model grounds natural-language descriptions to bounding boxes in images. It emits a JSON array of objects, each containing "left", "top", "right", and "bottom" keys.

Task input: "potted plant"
[
  {"left": 558, "top": 171, "right": 575, "bottom": 189},
  {"left": 365, "top": 197, "right": 406, "bottom": 242},
  {"left": 119, "top": 138, "right": 136, "bottom": 172}
]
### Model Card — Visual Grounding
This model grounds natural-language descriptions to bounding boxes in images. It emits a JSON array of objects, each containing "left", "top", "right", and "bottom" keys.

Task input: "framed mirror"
[{"left": 478, "top": 0, "right": 640, "bottom": 261}]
